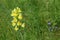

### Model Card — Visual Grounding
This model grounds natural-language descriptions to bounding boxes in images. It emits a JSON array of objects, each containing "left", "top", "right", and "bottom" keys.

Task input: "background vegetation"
[{"left": 0, "top": 0, "right": 60, "bottom": 40}]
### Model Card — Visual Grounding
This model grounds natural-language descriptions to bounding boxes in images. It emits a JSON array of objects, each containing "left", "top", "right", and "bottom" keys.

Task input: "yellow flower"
[
  {"left": 21, "top": 23, "right": 25, "bottom": 28},
  {"left": 14, "top": 26, "right": 19, "bottom": 31},
  {"left": 11, "top": 8, "right": 18, "bottom": 17},
  {"left": 11, "top": 17, "right": 17, "bottom": 22},
  {"left": 17, "top": 7, "right": 22, "bottom": 12},
  {"left": 17, "top": 21, "right": 22, "bottom": 26},
  {"left": 18, "top": 13, "right": 22, "bottom": 20},
  {"left": 13, "top": 8, "right": 17, "bottom": 13},
  {"left": 12, "top": 22, "right": 16, "bottom": 26},
  {"left": 11, "top": 13, "right": 18, "bottom": 17}
]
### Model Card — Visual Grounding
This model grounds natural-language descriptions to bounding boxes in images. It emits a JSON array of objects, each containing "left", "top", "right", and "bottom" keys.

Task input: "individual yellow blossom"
[
  {"left": 17, "top": 21, "right": 22, "bottom": 26},
  {"left": 21, "top": 23, "right": 25, "bottom": 28},
  {"left": 11, "top": 7, "right": 22, "bottom": 17},
  {"left": 14, "top": 26, "right": 19, "bottom": 31},
  {"left": 11, "top": 12, "right": 18, "bottom": 17},
  {"left": 16, "top": 7, "right": 22, "bottom": 13},
  {"left": 18, "top": 14, "right": 22, "bottom": 20},
  {"left": 11, "top": 8, "right": 19, "bottom": 17},
  {"left": 12, "top": 22, "right": 16, "bottom": 26},
  {"left": 12, "top": 8, "right": 17, "bottom": 13},
  {"left": 11, "top": 17, "right": 17, "bottom": 22}
]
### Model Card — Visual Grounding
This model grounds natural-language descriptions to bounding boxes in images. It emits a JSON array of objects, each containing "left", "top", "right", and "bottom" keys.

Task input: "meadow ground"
[{"left": 0, "top": 0, "right": 60, "bottom": 40}]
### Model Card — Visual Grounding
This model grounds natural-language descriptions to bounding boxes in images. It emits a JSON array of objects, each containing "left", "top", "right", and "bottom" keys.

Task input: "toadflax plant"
[{"left": 11, "top": 7, "right": 25, "bottom": 31}]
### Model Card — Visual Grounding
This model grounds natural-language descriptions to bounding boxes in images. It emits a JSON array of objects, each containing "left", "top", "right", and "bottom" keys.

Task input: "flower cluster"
[{"left": 11, "top": 7, "right": 25, "bottom": 31}]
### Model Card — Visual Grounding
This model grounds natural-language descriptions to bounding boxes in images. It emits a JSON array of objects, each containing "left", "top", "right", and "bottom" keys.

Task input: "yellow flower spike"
[
  {"left": 18, "top": 13, "right": 23, "bottom": 20},
  {"left": 17, "top": 7, "right": 22, "bottom": 12},
  {"left": 12, "top": 22, "right": 16, "bottom": 26},
  {"left": 11, "top": 17, "right": 17, "bottom": 22},
  {"left": 14, "top": 26, "right": 19, "bottom": 31},
  {"left": 21, "top": 23, "right": 25, "bottom": 28},
  {"left": 17, "top": 21, "right": 22, "bottom": 26},
  {"left": 11, "top": 7, "right": 25, "bottom": 31}
]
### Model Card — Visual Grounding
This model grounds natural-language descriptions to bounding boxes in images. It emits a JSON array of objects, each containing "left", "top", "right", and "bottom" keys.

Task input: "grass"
[{"left": 0, "top": 0, "right": 60, "bottom": 40}]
